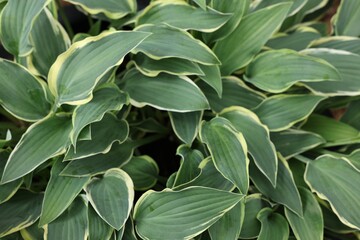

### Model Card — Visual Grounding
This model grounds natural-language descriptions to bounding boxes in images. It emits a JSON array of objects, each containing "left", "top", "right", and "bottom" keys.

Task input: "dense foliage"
[{"left": 0, "top": 0, "right": 360, "bottom": 239}]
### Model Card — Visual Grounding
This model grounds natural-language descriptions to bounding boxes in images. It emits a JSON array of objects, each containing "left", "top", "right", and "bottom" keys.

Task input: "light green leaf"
[
  {"left": 48, "top": 30, "right": 150, "bottom": 106},
  {"left": 65, "top": 114, "right": 129, "bottom": 160},
  {"left": 0, "top": 130, "right": 11, "bottom": 149},
  {"left": 65, "top": 0, "right": 136, "bottom": 19},
  {"left": 267, "top": 27, "right": 321, "bottom": 51},
  {"left": 270, "top": 129, "right": 325, "bottom": 159},
  {"left": 133, "top": 53, "right": 204, "bottom": 77},
  {"left": 250, "top": 156, "right": 303, "bottom": 216},
  {"left": 254, "top": 94, "right": 325, "bottom": 131},
  {"left": 198, "top": 76, "right": 265, "bottom": 113},
  {"left": 124, "top": 69, "right": 209, "bottom": 112},
  {"left": 136, "top": 1, "right": 231, "bottom": 32},
  {"left": 305, "top": 155, "right": 360, "bottom": 230},
  {"left": 244, "top": 49, "right": 340, "bottom": 93},
  {"left": 203, "top": 0, "right": 249, "bottom": 44},
  {"left": 301, "top": 114, "right": 360, "bottom": 146},
  {"left": 208, "top": 201, "right": 244, "bottom": 240},
  {"left": 302, "top": 48, "right": 360, "bottom": 96},
  {"left": 239, "top": 194, "right": 271, "bottom": 239},
  {"left": 257, "top": 208, "right": 289, "bottom": 240},
  {"left": 0, "top": 190, "right": 43, "bottom": 238},
  {"left": 88, "top": 205, "right": 113, "bottom": 240},
  {"left": 39, "top": 159, "right": 90, "bottom": 226},
  {"left": 200, "top": 117, "right": 249, "bottom": 193},
  {"left": 333, "top": 0, "right": 360, "bottom": 37},
  {"left": 60, "top": 142, "right": 134, "bottom": 177},
  {"left": 220, "top": 106, "right": 277, "bottom": 186},
  {"left": 0, "top": 151, "right": 22, "bottom": 204},
  {"left": 85, "top": 168, "right": 134, "bottom": 230},
  {"left": 133, "top": 24, "right": 220, "bottom": 65},
  {"left": 45, "top": 197, "right": 88, "bottom": 240},
  {"left": 1, "top": 115, "right": 72, "bottom": 184},
  {"left": 133, "top": 187, "right": 243, "bottom": 240},
  {"left": 30, "top": 9, "right": 70, "bottom": 76},
  {"left": 0, "top": 59, "right": 51, "bottom": 121},
  {"left": 214, "top": 2, "right": 291, "bottom": 75},
  {"left": 121, "top": 155, "right": 159, "bottom": 191},
  {"left": 169, "top": 111, "right": 203, "bottom": 145},
  {"left": 71, "top": 85, "right": 128, "bottom": 145},
  {"left": 310, "top": 36, "right": 360, "bottom": 55},
  {"left": 0, "top": 0, "right": 49, "bottom": 56},
  {"left": 198, "top": 64, "right": 222, "bottom": 97},
  {"left": 285, "top": 187, "right": 324, "bottom": 240}
]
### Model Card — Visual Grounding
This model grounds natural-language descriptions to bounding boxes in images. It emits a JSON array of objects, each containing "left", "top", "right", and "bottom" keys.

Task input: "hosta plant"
[{"left": 0, "top": 0, "right": 360, "bottom": 239}]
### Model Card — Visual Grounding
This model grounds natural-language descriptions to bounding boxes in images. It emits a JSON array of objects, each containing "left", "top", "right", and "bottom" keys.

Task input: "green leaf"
[
  {"left": 133, "top": 53, "right": 204, "bottom": 77},
  {"left": 253, "top": 0, "right": 307, "bottom": 16},
  {"left": 169, "top": 111, "right": 202, "bottom": 145},
  {"left": 203, "top": 0, "right": 249, "bottom": 44},
  {"left": 124, "top": 69, "right": 209, "bottom": 112},
  {"left": 213, "top": 2, "right": 291, "bottom": 75},
  {"left": 270, "top": 129, "right": 325, "bottom": 159},
  {"left": 133, "top": 187, "right": 243, "bottom": 240},
  {"left": 254, "top": 94, "right": 325, "bottom": 131},
  {"left": 0, "top": 59, "right": 51, "bottom": 121},
  {"left": 1, "top": 115, "right": 72, "bottom": 183},
  {"left": 0, "top": 0, "right": 49, "bottom": 56},
  {"left": 60, "top": 142, "right": 134, "bottom": 177},
  {"left": 133, "top": 24, "right": 220, "bottom": 65},
  {"left": 198, "top": 64, "right": 222, "bottom": 97},
  {"left": 341, "top": 99, "right": 360, "bottom": 130},
  {"left": 65, "top": 0, "right": 136, "bottom": 19},
  {"left": 0, "top": 130, "right": 11, "bottom": 149},
  {"left": 71, "top": 85, "right": 128, "bottom": 145},
  {"left": 19, "top": 220, "right": 44, "bottom": 240},
  {"left": 320, "top": 202, "right": 355, "bottom": 234},
  {"left": 285, "top": 187, "right": 324, "bottom": 240},
  {"left": 267, "top": 27, "right": 321, "bottom": 51},
  {"left": 45, "top": 197, "right": 88, "bottom": 240},
  {"left": 136, "top": 1, "right": 231, "bottom": 32},
  {"left": 333, "top": 0, "right": 360, "bottom": 37},
  {"left": 30, "top": 9, "right": 70, "bottom": 77},
  {"left": 310, "top": 36, "right": 360, "bottom": 55},
  {"left": 65, "top": 114, "right": 129, "bottom": 160},
  {"left": 85, "top": 168, "right": 134, "bottom": 230},
  {"left": 48, "top": 30, "right": 150, "bottom": 106},
  {"left": 121, "top": 216, "right": 137, "bottom": 240},
  {"left": 301, "top": 114, "right": 360, "bottom": 146},
  {"left": 257, "top": 208, "right": 289, "bottom": 240},
  {"left": 0, "top": 151, "right": 22, "bottom": 204},
  {"left": 250, "top": 156, "right": 303, "bottom": 216},
  {"left": 121, "top": 155, "right": 159, "bottom": 191},
  {"left": 220, "top": 106, "right": 278, "bottom": 186},
  {"left": 239, "top": 194, "right": 271, "bottom": 239},
  {"left": 305, "top": 155, "right": 360, "bottom": 230},
  {"left": 244, "top": 49, "right": 341, "bottom": 93},
  {"left": 39, "top": 159, "right": 90, "bottom": 226},
  {"left": 88, "top": 205, "right": 113, "bottom": 240},
  {"left": 208, "top": 201, "right": 244, "bottom": 240},
  {"left": 198, "top": 76, "right": 265, "bottom": 112},
  {"left": 346, "top": 149, "right": 360, "bottom": 171},
  {"left": 200, "top": 117, "right": 248, "bottom": 193},
  {"left": 0, "top": 190, "right": 43, "bottom": 238},
  {"left": 192, "top": 0, "right": 206, "bottom": 9}
]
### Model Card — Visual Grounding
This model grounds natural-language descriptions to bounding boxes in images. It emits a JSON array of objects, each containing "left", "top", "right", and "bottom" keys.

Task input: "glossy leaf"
[
  {"left": 254, "top": 94, "right": 325, "bottom": 131},
  {"left": 0, "top": 190, "right": 43, "bottom": 238},
  {"left": 250, "top": 156, "right": 303, "bottom": 217},
  {"left": 39, "top": 159, "right": 90, "bottom": 226},
  {"left": 285, "top": 187, "right": 324, "bottom": 240},
  {"left": 137, "top": 1, "right": 231, "bottom": 32},
  {"left": 48, "top": 30, "right": 150, "bottom": 106},
  {"left": 169, "top": 111, "right": 202, "bottom": 145},
  {"left": 257, "top": 208, "right": 289, "bottom": 240},
  {"left": 0, "top": 0, "right": 49, "bottom": 56},
  {"left": 220, "top": 106, "right": 278, "bottom": 186},
  {"left": 305, "top": 155, "right": 360, "bottom": 230},
  {"left": 133, "top": 187, "right": 243, "bottom": 240},
  {"left": 333, "top": 0, "right": 360, "bottom": 37},
  {"left": 200, "top": 117, "right": 249, "bottom": 193},
  {"left": 0, "top": 59, "right": 51, "bottom": 121},
  {"left": 124, "top": 69, "right": 209, "bottom": 112},
  {"left": 45, "top": 197, "right": 88, "bottom": 240},
  {"left": 214, "top": 2, "right": 291, "bottom": 75},
  {"left": 85, "top": 168, "right": 134, "bottom": 230},
  {"left": 121, "top": 155, "right": 159, "bottom": 191},
  {"left": 244, "top": 49, "right": 341, "bottom": 93},
  {"left": 88, "top": 205, "right": 113, "bottom": 240},
  {"left": 1, "top": 115, "right": 72, "bottom": 183}
]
